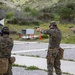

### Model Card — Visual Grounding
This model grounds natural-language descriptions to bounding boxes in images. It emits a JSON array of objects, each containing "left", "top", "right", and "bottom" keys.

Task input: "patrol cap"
[{"left": 49, "top": 21, "right": 57, "bottom": 27}]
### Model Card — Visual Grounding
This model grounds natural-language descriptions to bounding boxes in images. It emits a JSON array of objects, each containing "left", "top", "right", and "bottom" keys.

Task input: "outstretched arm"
[{"left": 36, "top": 28, "right": 51, "bottom": 35}]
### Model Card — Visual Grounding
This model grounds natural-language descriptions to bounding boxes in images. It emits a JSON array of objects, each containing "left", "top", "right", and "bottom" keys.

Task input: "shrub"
[
  {"left": 42, "top": 34, "right": 49, "bottom": 39},
  {"left": 6, "top": 11, "right": 14, "bottom": 19},
  {"left": 38, "top": 13, "right": 54, "bottom": 22},
  {"left": 26, "top": 66, "right": 40, "bottom": 70},
  {"left": 23, "top": 6, "right": 31, "bottom": 12},
  {"left": 31, "top": 8, "right": 39, "bottom": 17},
  {"left": 32, "top": 20, "right": 40, "bottom": 25},
  {"left": 41, "top": 7, "right": 51, "bottom": 13},
  {"left": 58, "top": 6, "right": 74, "bottom": 21},
  {"left": 7, "top": 17, "right": 18, "bottom": 24}
]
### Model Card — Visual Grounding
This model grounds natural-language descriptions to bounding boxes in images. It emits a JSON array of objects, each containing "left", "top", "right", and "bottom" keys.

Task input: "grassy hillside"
[
  {"left": 1, "top": 0, "right": 75, "bottom": 10},
  {"left": 23, "top": 0, "right": 59, "bottom": 9},
  {"left": 58, "top": 0, "right": 75, "bottom": 3},
  {"left": 10, "top": 0, "right": 29, "bottom": 5},
  {"left": 0, "top": 0, "right": 59, "bottom": 10},
  {"left": 9, "top": 0, "right": 58, "bottom": 5}
]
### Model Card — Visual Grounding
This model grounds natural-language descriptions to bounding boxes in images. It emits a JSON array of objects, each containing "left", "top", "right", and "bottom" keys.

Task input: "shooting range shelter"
[
  {"left": 21, "top": 29, "right": 34, "bottom": 35},
  {"left": 21, "top": 29, "right": 34, "bottom": 39}
]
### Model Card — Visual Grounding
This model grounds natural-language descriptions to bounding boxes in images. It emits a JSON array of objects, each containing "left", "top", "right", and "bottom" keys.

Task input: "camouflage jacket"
[
  {"left": 41, "top": 28, "right": 62, "bottom": 49},
  {"left": 0, "top": 34, "right": 13, "bottom": 58}
]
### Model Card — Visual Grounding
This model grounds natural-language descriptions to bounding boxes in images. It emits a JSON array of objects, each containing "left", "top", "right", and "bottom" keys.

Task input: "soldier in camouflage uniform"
[
  {"left": 0, "top": 26, "right": 13, "bottom": 75},
  {"left": 36, "top": 21, "right": 62, "bottom": 75}
]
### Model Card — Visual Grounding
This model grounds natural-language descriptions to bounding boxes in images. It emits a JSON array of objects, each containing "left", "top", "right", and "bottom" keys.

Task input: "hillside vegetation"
[
  {"left": 0, "top": 0, "right": 59, "bottom": 9},
  {"left": 0, "top": 0, "right": 75, "bottom": 24},
  {"left": 0, "top": 0, "right": 75, "bottom": 43},
  {"left": 23, "top": 0, "right": 59, "bottom": 10},
  {"left": 9, "top": 0, "right": 58, "bottom": 6},
  {"left": 9, "top": 0, "right": 29, "bottom": 5},
  {"left": 1, "top": 0, "right": 75, "bottom": 9}
]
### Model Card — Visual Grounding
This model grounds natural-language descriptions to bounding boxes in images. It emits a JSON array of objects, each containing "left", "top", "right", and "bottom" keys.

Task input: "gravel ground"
[
  {"left": 13, "top": 42, "right": 75, "bottom": 51},
  {"left": 12, "top": 48, "right": 75, "bottom": 75},
  {"left": 16, "top": 48, "right": 75, "bottom": 60},
  {"left": 63, "top": 48, "right": 75, "bottom": 60},
  {"left": 12, "top": 42, "right": 75, "bottom": 60},
  {"left": 12, "top": 67, "right": 71, "bottom": 75},
  {"left": 13, "top": 43, "right": 48, "bottom": 51},
  {"left": 12, "top": 42, "right": 75, "bottom": 75},
  {"left": 17, "top": 50, "right": 47, "bottom": 58},
  {"left": 12, "top": 67, "right": 47, "bottom": 75}
]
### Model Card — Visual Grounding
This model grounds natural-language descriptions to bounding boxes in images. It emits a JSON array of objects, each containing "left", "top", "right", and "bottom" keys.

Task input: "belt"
[
  {"left": 48, "top": 47, "right": 59, "bottom": 50},
  {"left": 48, "top": 48, "right": 54, "bottom": 50}
]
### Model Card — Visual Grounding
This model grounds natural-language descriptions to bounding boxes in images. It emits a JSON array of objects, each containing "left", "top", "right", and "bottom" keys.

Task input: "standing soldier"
[
  {"left": 36, "top": 21, "right": 62, "bottom": 75},
  {"left": 0, "top": 26, "right": 13, "bottom": 75}
]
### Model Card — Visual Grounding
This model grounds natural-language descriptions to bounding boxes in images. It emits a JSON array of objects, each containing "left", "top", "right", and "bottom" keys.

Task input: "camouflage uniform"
[
  {"left": 0, "top": 27, "right": 13, "bottom": 75},
  {"left": 41, "top": 27, "right": 62, "bottom": 75}
]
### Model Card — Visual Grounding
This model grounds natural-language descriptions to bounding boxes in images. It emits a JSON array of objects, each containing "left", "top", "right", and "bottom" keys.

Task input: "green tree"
[
  {"left": 23, "top": 6, "right": 31, "bottom": 12},
  {"left": 58, "top": 6, "right": 74, "bottom": 21},
  {"left": 31, "top": 8, "right": 39, "bottom": 17},
  {"left": 6, "top": 11, "right": 14, "bottom": 19}
]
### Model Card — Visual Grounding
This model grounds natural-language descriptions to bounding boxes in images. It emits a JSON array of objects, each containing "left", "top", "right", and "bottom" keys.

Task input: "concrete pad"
[{"left": 12, "top": 55, "right": 75, "bottom": 75}]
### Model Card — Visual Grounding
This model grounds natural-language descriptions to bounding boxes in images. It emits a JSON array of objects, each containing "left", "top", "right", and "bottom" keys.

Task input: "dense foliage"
[{"left": 0, "top": 0, "right": 75, "bottom": 24}]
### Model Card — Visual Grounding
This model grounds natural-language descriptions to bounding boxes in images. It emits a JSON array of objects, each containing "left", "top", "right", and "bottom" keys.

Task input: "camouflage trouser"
[
  {"left": 46, "top": 48, "right": 62, "bottom": 75},
  {"left": 3, "top": 63, "right": 12, "bottom": 75}
]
